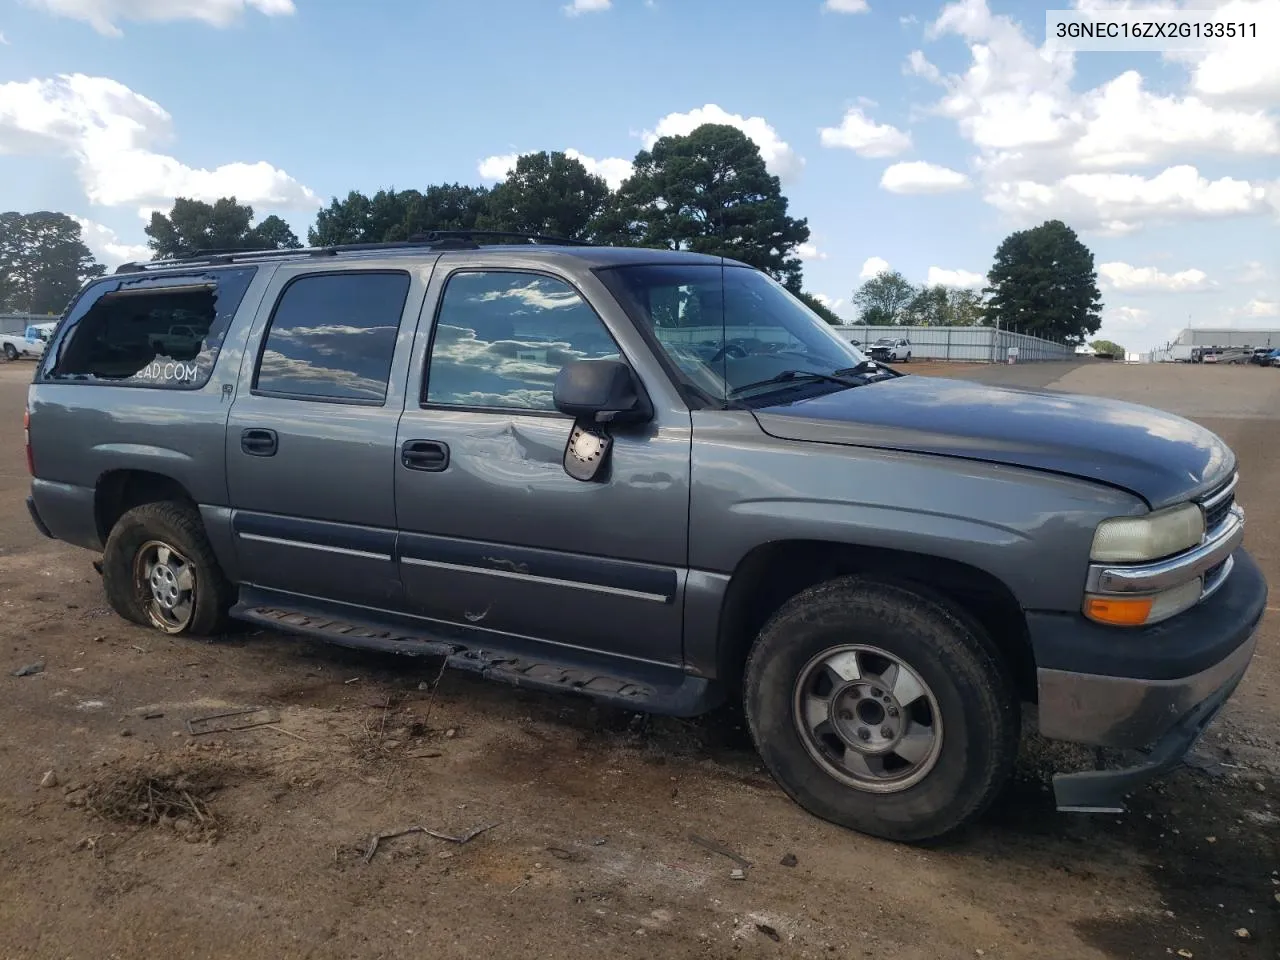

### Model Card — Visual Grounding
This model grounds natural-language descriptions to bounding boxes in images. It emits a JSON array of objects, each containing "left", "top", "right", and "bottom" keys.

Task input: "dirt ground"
[{"left": 1, "top": 358, "right": 1277, "bottom": 960}]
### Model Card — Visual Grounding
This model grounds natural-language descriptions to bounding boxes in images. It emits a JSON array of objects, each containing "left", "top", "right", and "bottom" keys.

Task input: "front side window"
[
  {"left": 255, "top": 271, "right": 411, "bottom": 404},
  {"left": 424, "top": 271, "right": 621, "bottom": 412},
  {"left": 599, "top": 263, "right": 871, "bottom": 403},
  {"left": 44, "top": 267, "right": 256, "bottom": 389}
]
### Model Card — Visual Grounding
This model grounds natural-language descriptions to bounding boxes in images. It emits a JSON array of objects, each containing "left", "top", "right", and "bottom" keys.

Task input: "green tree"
[
  {"left": 0, "top": 211, "right": 105, "bottom": 314},
  {"left": 1090, "top": 339, "right": 1125, "bottom": 357},
  {"left": 949, "top": 288, "right": 987, "bottom": 326},
  {"left": 145, "top": 197, "right": 301, "bottom": 258},
  {"left": 795, "top": 291, "right": 843, "bottom": 325},
  {"left": 308, "top": 185, "right": 492, "bottom": 246},
  {"left": 984, "top": 219, "right": 1102, "bottom": 342},
  {"left": 904, "top": 284, "right": 951, "bottom": 325},
  {"left": 484, "top": 151, "right": 610, "bottom": 240},
  {"left": 852, "top": 270, "right": 916, "bottom": 325},
  {"left": 602, "top": 123, "right": 810, "bottom": 290}
]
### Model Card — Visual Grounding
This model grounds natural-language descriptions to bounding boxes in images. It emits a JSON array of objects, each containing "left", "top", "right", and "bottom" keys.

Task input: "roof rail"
[{"left": 113, "top": 230, "right": 590, "bottom": 274}]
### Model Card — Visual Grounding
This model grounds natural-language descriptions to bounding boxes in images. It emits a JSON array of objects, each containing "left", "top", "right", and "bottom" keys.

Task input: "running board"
[{"left": 230, "top": 594, "right": 719, "bottom": 718}]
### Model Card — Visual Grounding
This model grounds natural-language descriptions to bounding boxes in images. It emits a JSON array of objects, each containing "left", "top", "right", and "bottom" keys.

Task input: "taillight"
[{"left": 23, "top": 405, "right": 34, "bottom": 476}]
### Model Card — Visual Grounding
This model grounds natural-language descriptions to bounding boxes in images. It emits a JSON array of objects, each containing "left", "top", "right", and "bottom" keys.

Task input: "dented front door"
[{"left": 393, "top": 261, "right": 692, "bottom": 666}]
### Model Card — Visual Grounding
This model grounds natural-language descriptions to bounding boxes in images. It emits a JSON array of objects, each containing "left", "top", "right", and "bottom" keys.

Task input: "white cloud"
[
  {"left": 813, "top": 293, "right": 845, "bottom": 310},
  {"left": 795, "top": 242, "right": 826, "bottom": 261},
  {"left": 880, "top": 160, "right": 970, "bottom": 194},
  {"left": 73, "top": 216, "right": 150, "bottom": 267},
  {"left": 643, "top": 103, "right": 804, "bottom": 182},
  {"left": 1100, "top": 305, "right": 1152, "bottom": 333},
  {"left": 1242, "top": 298, "right": 1280, "bottom": 318},
  {"left": 564, "top": 149, "right": 633, "bottom": 190},
  {"left": 859, "top": 256, "right": 890, "bottom": 279},
  {"left": 819, "top": 107, "right": 911, "bottom": 158},
  {"left": 823, "top": 0, "right": 869, "bottom": 12},
  {"left": 563, "top": 0, "right": 610, "bottom": 15},
  {"left": 1237, "top": 260, "right": 1270, "bottom": 284},
  {"left": 1098, "top": 261, "right": 1213, "bottom": 293},
  {"left": 905, "top": 49, "right": 942, "bottom": 83},
  {"left": 1173, "top": 0, "right": 1280, "bottom": 103},
  {"left": 984, "top": 165, "right": 1269, "bottom": 234},
  {"left": 1071, "top": 70, "right": 1280, "bottom": 169},
  {"left": 914, "top": 0, "right": 1280, "bottom": 232},
  {"left": 0, "top": 31, "right": 8, "bottom": 44},
  {"left": 926, "top": 266, "right": 985, "bottom": 288},
  {"left": 477, "top": 153, "right": 519, "bottom": 181},
  {"left": 28, "top": 0, "right": 294, "bottom": 37},
  {"left": 476, "top": 149, "right": 632, "bottom": 190},
  {"left": 0, "top": 74, "right": 318, "bottom": 212}
]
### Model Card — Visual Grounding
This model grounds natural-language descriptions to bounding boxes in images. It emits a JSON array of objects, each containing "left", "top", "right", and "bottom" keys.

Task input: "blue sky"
[{"left": 1, "top": 0, "right": 1277, "bottom": 351}]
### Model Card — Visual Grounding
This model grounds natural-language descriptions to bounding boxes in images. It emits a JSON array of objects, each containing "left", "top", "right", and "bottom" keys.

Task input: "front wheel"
[
  {"left": 101, "top": 500, "right": 232, "bottom": 636},
  {"left": 744, "top": 577, "right": 1019, "bottom": 843}
]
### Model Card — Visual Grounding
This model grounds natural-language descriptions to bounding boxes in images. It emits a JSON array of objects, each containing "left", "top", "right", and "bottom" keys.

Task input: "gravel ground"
[{"left": 1, "top": 358, "right": 1276, "bottom": 960}]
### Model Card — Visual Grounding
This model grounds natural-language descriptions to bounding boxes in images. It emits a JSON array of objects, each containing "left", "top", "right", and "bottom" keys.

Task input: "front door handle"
[
  {"left": 401, "top": 440, "right": 449, "bottom": 472},
  {"left": 241, "top": 428, "right": 278, "bottom": 457}
]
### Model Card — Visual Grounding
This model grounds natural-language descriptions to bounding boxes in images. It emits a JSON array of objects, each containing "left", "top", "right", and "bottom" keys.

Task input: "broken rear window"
[{"left": 44, "top": 267, "right": 257, "bottom": 390}]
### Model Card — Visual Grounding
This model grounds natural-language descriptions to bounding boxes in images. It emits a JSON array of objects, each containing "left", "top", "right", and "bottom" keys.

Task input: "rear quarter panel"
[{"left": 27, "top": 266, "right": 277, "bottom": 551}]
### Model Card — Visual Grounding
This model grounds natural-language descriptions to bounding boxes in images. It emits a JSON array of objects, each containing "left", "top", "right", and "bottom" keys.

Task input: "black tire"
[
  {"left": 904, "top": 353, "right": 911, "bottom": 363},
  {"left": 744, "top": 577, "right": 1019, "bottom": 843},
  {"left": 101, "top": 500, "right": 231, "bottom": 636},
  {"left": 3, "top": 343, "right": 17, "bottom": 361}
]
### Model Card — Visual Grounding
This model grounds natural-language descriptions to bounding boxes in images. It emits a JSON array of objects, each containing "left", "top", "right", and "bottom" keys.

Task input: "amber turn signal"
[{"left": 1084, "top": 595, "right": 1154, "bottom": 626}]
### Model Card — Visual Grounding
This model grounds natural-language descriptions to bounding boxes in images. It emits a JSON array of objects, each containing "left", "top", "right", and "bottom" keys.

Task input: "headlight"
[{"left": 1090, "top": 502, "right": 1205, "bottom": 563}]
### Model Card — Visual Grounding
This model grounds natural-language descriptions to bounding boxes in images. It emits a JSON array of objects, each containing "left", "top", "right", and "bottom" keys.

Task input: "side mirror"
[
  {"left": 553, "top": 359, "right": 651, "bottom": 424},
  {"left": 553, "top": 360, "right": 651, "bottom": 483}
]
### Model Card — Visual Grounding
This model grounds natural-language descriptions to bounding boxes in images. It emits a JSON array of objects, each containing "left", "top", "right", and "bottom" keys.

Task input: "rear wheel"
[
  {"left": 744, "top": 577, "right": 1019, "bottom": 843},
  {"left": 3, "top": 343, "right": 17, "bottom": 361},
  {"left": 101, "top": 500, "right": 231, "bottom": 636}
]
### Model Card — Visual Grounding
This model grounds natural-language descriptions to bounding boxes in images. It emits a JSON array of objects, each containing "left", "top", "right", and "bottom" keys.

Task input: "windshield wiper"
[
  {"left": 833, "top": 360, "right": 879, "bottom": 376},
  {"left": 729, "top": 369, "right": 862, "bottom": 398}
]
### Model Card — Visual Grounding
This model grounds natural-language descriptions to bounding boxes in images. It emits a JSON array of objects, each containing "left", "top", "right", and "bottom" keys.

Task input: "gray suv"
[{"left": 24, "top": 233, "right": 1267, "bottom": 842}]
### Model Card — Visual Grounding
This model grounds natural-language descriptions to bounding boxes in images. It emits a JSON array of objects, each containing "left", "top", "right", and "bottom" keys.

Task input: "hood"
[{"left": 753, "top": 375, "right": 1234, "bottom": 508}]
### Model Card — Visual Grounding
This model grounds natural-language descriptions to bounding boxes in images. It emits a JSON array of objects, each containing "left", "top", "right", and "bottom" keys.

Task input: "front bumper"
[{"left": 1029, "top": 546, "right": 1267, "bottom": 812}]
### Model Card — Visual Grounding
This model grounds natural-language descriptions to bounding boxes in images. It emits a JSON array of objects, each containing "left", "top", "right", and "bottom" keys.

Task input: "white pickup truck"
[{"left": 1, "top": 322, "right": 57, "bottom": 361}]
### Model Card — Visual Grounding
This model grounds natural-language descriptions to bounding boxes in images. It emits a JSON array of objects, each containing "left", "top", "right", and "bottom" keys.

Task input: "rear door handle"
[
  {"left": 241, "top": 428, "right": 278, "bottom": 457},
  {"left": 401, "top": 440, "right": 449, "bottom": 472}
]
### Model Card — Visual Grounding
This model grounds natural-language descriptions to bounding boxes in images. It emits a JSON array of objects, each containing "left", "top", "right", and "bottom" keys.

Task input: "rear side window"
[
  {"left": 45, "top": 267, "right": 257, "bottom": 389},
  {"left": 253, "top": 271, "right": 410, "bottom": 404}
]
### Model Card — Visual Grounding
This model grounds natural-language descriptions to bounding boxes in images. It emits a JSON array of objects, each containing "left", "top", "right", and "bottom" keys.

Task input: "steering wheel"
[{"left": 710, "top": 343, "right": 749, "bottom": 363}]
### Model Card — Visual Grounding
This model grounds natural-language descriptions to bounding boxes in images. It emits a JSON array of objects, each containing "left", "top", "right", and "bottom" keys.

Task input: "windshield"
[
  {"left": 875, "top": 337, "right": 895, "bottom": 345},
  {"left": 599, "top": 263, "right": 870, "bottom": 402}
]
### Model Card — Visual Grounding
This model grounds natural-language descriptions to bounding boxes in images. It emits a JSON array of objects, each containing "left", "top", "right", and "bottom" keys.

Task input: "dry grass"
[{"left": 81, "top": 756, "right": 242, "bottom": 840}]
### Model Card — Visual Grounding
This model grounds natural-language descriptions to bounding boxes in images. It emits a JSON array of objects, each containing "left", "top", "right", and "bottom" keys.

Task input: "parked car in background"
[
  {"left": 1, "top": 322, "right": 56, "bottom": 361},
  {"left": 1249, "top": 347, "right": 1274, "bottom": 365},
  {"left": 25, "top": 233, "right": 1267, "bottom": 844},
  {"left": 869, "top": 336, "right": 911, "bottom": 362}
]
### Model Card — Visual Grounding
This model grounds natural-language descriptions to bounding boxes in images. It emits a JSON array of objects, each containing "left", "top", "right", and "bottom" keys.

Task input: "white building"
[{"left": 1173, "top": 327, "right": 1280, "bottom": 349}]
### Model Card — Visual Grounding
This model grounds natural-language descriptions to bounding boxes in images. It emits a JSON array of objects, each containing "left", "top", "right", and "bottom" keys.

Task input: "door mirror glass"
[{"left": 553, "top": 359, "right": 651, "bottom": 424}]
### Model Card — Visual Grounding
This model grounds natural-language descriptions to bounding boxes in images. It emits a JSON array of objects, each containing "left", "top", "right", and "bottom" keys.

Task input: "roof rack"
[{"left": 113, "top": 230, "right": 591, "bottom": 274}]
